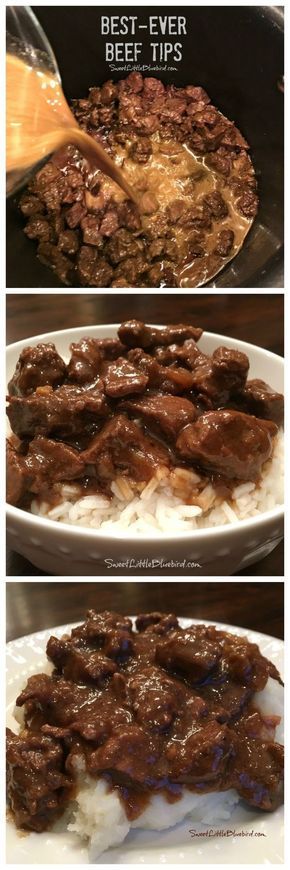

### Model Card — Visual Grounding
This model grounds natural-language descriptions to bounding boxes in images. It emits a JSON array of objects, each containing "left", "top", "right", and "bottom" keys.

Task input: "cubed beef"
[
  {"left": 129, "top": 138, "right": 152, "bottom": 163},
  {"left": 25, "top": 436, "right": 85, "bottom": 493},
  {"left": 103, "top": 357, "right": 149, "bottom": 398},
  {"left": 67, "top": 338, "right": 104, "bottom": 384},
  {"left": 203, "top": 192, "right": 228, "bottom": 219},
  {"left": 82, "top": 414, "right": 171, "bottom": 483},
  {"left": 6, "top": 728, "right": 71, "bottom": 832},
  {"left": 121, "top": 392, "right": 198, "bottom": 439},
  {"left": 176, "top": 409, "right": 278, "bottom": 480},
  {"left": 8, "top": 343, "right": 67, "bottom": 396},
  {"left": 156, "top": 633, "right": 221, "bottom": 682},
  {"left": 7, "top": 383, "right": 109, "bottom": 440},
  {"left": 118, "top": 320, "right": 203, "bottom": 348},
  {"left": 214, "top": 229, "right": 234, "bottom": 257},
  {"left": 232, "top": 379, "right": 284, "bottom": 426}
]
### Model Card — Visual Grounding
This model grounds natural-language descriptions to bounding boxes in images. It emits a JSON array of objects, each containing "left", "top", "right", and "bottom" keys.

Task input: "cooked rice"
[{"left": 31, "top": 429, "right": 284, "bottom": 535}]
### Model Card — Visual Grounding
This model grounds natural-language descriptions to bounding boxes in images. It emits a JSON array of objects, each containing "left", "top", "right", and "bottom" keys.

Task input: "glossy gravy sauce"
[{"left": 6, "top": 54, "right": 136, "bottom": 201}]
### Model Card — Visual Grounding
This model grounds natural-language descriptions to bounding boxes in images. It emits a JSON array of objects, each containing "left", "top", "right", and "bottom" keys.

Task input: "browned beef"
[
  {"left": 82, "top": 414, "right": 171, "bottom": 481},
  {"left": 67, "top": 338, "right": 104, "bottom": 384},
  {"left": 118, "top": 320, "right": 203, "bottom": 348},
  {"left": 8, "top": 343, "right": 67, "bottom": 396},
  {"left": 6, "top": 728, "right": 72, "bottom": 832},
  {"left": 7, "top": 383, "right": 109, "bottom": 440},
  {"left": 121, "top": 392, "right": 198, "bottom": 440},
  {"left": 176, "top": 410, "right": 277, "bottom": 480},
  {"left": 102, "top": 357, "right": 149, "bottom": 397},
  {"left": 232, "top": 379, "right": 284, "bottom": 426}
]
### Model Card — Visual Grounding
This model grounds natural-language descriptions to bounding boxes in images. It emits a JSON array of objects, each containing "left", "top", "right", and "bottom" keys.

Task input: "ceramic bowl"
[{"left": 6, "top": 325, "right": 284, "bottom": 576}]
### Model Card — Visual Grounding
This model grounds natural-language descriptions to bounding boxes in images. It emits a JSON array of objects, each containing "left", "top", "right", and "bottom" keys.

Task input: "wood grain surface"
[
  {"left": 6, "top": 292, "right": 284, "bottom": 577},
  {"left": 6, "top": 580, "right": 284, "bottom": 642}
]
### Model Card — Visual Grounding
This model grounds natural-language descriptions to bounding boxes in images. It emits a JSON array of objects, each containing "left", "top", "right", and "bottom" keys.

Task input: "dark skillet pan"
[{"left": 6, "top": 5, "right": 284, "bottom": 288}]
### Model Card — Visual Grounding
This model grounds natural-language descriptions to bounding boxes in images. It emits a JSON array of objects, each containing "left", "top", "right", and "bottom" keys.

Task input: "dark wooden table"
[
  {"left": 6, "top": 580, "right": 284, "bottom": 642},
  {"left": 6, "top": 293, "right": 284, "bottom": 577}
]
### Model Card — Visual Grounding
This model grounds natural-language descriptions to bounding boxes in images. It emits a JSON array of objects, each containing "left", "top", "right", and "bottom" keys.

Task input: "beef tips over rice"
[
  {"left": 18, "top": 73, "right": 258, "bottom": 288},
  {"left": 6, "top": 321, "right": 284, "bottom": 532},
  {"left": 6, "top": 612, "right": 284, "bottom": 859}
]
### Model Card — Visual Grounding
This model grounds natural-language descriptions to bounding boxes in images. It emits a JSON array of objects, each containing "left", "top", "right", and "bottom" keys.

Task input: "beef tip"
[
  {"left": 66, "top": 201, "right": 87, "bottom": 228},
  {"left": 176, "top": 409, "right": 278, "bottom": 480},
  {"left": 147, "top": 260, "right": 177, "bottom": 288},
  {"left": 129, "top": 138, "right": 152, "bottom": 163},
  {"left": 214, "top": 229, "right": 234, "bottom": 257},
  {"left": 148, "top": 238, "right": 177, "bottom": 261},
  {"left": 237, "top": 189, "right": 258, "bottom": 218},
  {"left": 203, "top": 192, "right": 228, "bottom": 219},
  {"left": 37, "top": 243, "right": 73, "bottom": 285},
  {"left": 153, "top": 338, "right": 202, "bottom": 369},
  {"left": 156, "top": 632, "right": 221, "bottom": 683},
  {"left": 7, "top": 383, "right": 109, "bottom": 440},
  {"left": 71, "top": 609, "right": 133, "bottom": 644},
  {"left": 206, "top": 149, "right": 233, "bottom": 176},
  {"left": 24, "top": 217, "right": 52, "bottom": 242},
  {"left": 25, "top": 436, "right": 85, "bottom": 493},
  {"left": 46, "top": 636, "right": 117, "bottom": 686},
  {"left": 67, "top": 338, "right": 104, "bottom": 384},
  {"left": 232, "top": 379, "right": 284, "bottom": 426},
  {"left": 106, "top": 229, "right": 143, "bottom": 265},
  {"left": 80, "top": 215, "right": 102, "bottom": 246},
  {"left": 117, "top": 201, "right": 141, "bottom": 231},
  {"left": 186, "top": 85, "right": 210, "bottom": 103},
  {"left": 103, "top": 357, "right": 149, "bottom": 398},
  {"left": 93, "top": 338, "right": 127, "bottom": 360},
  {"left": 90, "top": 258, "right": 114, "bottom": 288},
  {"left": 82, "top": 414, "right": 171, "bottom": 483},
  {"left": 189, "top": 345, "right": 249, "bottom": 404},
  {"left": 6, "top": 728, "right": 71, "bottom": 832},
  {"left": 211, "top": 346, "right": 249, "bottom": 392},
  {"left": 136, "top": 613, "right": 179, "bottom": 633},
  {"left": 118, "top": 320, "right": 203, "bottom": 348},
  {"left": 8, "top": 343, "right": 67, "bottom": 396},
  {"left": 57, "top": 229, "right": 79, "bottom": 256},
  {"left": 114, "top": 254, "right": 147, "bottom": 285},
  {"left": 230, "top": 738, "right": 283, "bottom": 811},
  {"left": 77, "top": 245, "right": 98, "bottom": 284},
  {"left": 222, "top": 635, "right": 283, "bottom": 691},
  {"left": 128, "top": 667, "right": 185, "bottom": 732},
  {"left": 165, "top": 721, "right": 231, "bottom": 785},
  {"left": 90, "top": 724, "right": 158, "bottom": 783},
  {"left": 6, "top": 441, "right": 30, "bottom": 506},
  {"left": 178, "top": 205, "right": 212, "bottom": 231},
  {"left": 19, "top": 194, "right": 45, "bottom": 217},
  {"left": 127, "top": 348, "right": 194, "bottom": 393},
  {"left": 99, "top": 209, "right": 119, "bottom": 237},
  {"left": 121, "top": 392, "right": 198, "bottom": 440}
]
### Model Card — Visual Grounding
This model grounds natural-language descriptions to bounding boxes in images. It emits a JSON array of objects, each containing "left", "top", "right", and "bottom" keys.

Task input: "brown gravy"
[{"left": 6, "top": 54, "right": 136, "bottom": 201}]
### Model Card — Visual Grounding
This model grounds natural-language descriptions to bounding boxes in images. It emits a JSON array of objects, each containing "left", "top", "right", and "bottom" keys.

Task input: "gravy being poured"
[{"left": 6, "top": 54, "right": 136, "bottom": 201}]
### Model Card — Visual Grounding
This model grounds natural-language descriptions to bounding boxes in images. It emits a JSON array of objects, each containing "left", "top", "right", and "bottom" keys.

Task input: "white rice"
[
  {"left": 65, "top": 676, "right": 283, "bottom": 862},
  {"left": 31, "top": 430, "right": 284, "bottom": 535}
]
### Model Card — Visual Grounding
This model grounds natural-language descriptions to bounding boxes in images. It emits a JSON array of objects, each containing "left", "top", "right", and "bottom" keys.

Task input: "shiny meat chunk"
[
  {"left": 6, "top": 441, "right": 30, "bottom": 506},
  {"left": 7, "top": 383, "right": 109, "bottom": 440},
  {"left": 8, "top": 343, "right": 66, "bottom": 396},
  {"left": 121, "top": 392, "right": 198, "bottom": 439},
  {"left": 6, "top": 728, "right": 71, "bottom": 832},
  {"left": 82, "top": 414, "right": 172, "bottom": 482},
  {"left": 71, "top": 610, "right": 133, "bottom": 644},
  {"left": 67, "top": 338, "right": 103, "bottom": 384},
  {"left": 118, "top": 320, "right": 203, "bottom": 348},
  {"left": 230, "top": 738, "right": 284, "bottom": 810},
  {"left": 156, "top": 633, "right": 221, "bottom": 683},
  {"left": 46, "top": 636, "right": 117, "bottom": 685},
  {"left": 232, "top": 379, "right": 284, "bottom": 426},
  {"left": 25, "top": 436, "right": 85, "bottom": 494},
  {"left": 190, "top": 345, "right": 249, "bottom": 404},
  {"left": 127, "top": 348, "right": 195, "bottom": 393},
  {"left": 165, "top": 721, "right": 231, "bottom": 784},
  {"left": 103, "top": 357, "right": 149, "bottom": 397},
  {"left": 136, "top": 613, "right": 179, "bottom": 633},
  {"left": 176, "top": 410, "right": 278, "bottom": 480}
]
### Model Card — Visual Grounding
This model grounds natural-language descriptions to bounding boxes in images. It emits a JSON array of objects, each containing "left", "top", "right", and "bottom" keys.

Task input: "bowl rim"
[{"left": 6, "top": 323, "right": 284, "bottom": 542}]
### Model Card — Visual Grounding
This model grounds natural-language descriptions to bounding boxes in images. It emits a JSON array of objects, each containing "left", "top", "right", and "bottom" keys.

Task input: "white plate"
[{"left": 6, "top": 618, "right": 284, "bottom": 865}]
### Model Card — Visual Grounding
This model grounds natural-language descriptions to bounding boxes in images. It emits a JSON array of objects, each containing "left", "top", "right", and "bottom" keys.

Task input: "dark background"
[
  {"left": 6, "top": 5, "right": 284, "bottom": 287},
  {"left": 6, "top": 581, "right": 284, "bottom": 642},
  {"left": 6, "top": 292, "right": 284, "bottom": 577}
]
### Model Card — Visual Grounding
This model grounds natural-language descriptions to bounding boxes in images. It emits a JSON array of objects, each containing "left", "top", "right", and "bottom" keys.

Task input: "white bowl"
[{"left": 6, "top": 325, "right": 284, "bottom": 576}]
